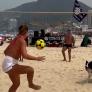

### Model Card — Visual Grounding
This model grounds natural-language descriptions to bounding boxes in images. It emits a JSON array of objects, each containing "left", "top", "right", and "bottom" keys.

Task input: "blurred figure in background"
[{"left": 62, "top": 30, "right": 75, "bottom": 62}]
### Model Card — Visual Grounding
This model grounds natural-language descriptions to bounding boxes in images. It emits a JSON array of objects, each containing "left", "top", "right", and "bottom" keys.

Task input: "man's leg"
[
  {"left": 62, "top": 47, "right": 67, "bottom": 61},
  {"left": 12, "top": 64, "right": 41, "bottom": 90},
  {"left": 7, "top": 68, "right": 20, "bottom": 92},
  {"left": 68, "top": 47, "right": 71, "bottom": 62}
]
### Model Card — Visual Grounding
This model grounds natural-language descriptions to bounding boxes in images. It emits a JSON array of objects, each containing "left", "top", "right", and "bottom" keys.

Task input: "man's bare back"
[
  {"left": 4, "top": 35, "right": 24, "bottom": 60},
  {"left": 64, "top": 32, "right": 74, "bottom": 45}
]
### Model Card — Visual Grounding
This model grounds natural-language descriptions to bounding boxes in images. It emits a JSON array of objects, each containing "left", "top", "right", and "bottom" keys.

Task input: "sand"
[{"left": 0, "top": 38, "right": 92, "bottom": 92}]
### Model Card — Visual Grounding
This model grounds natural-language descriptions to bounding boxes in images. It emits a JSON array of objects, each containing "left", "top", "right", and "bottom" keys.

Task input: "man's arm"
[
  {"left": 20, "top": 39, "right": 45, "bottom": 61},
  {"left": 72, "top": 36, "right": 75, "bottom": 47}
]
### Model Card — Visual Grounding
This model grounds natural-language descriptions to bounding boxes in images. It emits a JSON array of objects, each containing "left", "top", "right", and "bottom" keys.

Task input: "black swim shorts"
[{"left": 63, "top": 44, "right": 72, "bottom": 48}]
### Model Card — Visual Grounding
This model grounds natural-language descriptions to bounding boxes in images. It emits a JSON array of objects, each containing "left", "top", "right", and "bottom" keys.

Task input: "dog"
[{"left": 85, "top": 60, "right": 92, "bottom": 81}]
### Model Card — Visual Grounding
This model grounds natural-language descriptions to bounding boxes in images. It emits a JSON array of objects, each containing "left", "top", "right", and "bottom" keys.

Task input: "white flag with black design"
[{"left": 73, "top": 0, "right": 87, "bottom": 22}]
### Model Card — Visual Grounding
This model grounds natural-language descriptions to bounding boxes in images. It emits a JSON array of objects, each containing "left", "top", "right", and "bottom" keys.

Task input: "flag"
[{"left": 73, "top": 0, "right": 87, "bottom": 22}]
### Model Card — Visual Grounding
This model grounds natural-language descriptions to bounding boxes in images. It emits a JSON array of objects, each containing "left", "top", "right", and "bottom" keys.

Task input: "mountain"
[
  {"left": 0, "top": 0, "right": 91, "bottom": 31},
  {"left": 10, "top": 0, "right": 90, "bottom": 12}
]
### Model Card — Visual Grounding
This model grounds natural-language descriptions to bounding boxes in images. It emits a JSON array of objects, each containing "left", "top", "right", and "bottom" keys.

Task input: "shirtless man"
[
  {"left": 62, "top": 30, "right": 75, "bottom": 62},
  {"left": 2, "top": 24, "right": 45, "bottom": 92}
]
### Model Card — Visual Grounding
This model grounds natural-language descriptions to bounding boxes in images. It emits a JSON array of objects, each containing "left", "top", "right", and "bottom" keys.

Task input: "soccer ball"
[{"left": 35, "top": 39, "right": 46, "bottom": 49}]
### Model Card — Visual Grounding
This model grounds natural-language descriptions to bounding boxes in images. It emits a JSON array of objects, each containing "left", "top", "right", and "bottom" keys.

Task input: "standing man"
[
  {"left": 62, "top": 30, "right": 75, "bottom": 62},
  {"left": 2, "top": 24, "right": 45, "bottom": 92}
]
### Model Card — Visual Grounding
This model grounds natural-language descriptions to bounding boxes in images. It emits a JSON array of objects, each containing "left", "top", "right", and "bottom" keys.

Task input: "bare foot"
[
  {"left": 62, "top": 59, "right": 67, "bottom": 61},
  {"left": 68, "top": 60, "right": 71, "bottom": 62},
  {"left": 29, "top": 84, "right": 41, "bottom": 90}
]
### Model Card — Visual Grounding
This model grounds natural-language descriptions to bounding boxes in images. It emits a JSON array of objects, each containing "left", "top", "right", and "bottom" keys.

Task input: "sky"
[
  {"left": 0, "top": 0, "right": 92, "bottom": 11},
  {"left": 79, "top": 0, "right": 92, "bottom": 7}
]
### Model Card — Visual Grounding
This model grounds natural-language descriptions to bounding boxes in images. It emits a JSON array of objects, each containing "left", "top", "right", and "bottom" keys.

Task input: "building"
[
  {"left": 8, "top": 18, "right": 17, "bottom": 32},
  {"left": 88, "top": 10, "right": 92, "bottom": 28}
]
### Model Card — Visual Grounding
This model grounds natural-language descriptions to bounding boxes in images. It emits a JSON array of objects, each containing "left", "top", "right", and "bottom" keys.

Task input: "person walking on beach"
[
  {"left": 62, "top": 30, "right": 75, "bottom": 62},
  {"left": 2, "top": 24, "right": 45, "bottom": 92}
]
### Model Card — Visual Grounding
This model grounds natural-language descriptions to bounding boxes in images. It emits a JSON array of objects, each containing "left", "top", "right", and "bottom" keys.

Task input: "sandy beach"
[{"left": 0, "top": 38, "right": 92, "bottom": 92}]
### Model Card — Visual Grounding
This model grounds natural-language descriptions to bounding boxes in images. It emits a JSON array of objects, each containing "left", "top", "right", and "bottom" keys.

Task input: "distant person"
[
  {"left": 62, "top": 30, "right": 75, "bottom": 62},
  {"left": 40, "top": 29, "right": 45, "bottom": 38},
  {"left": 81, "top": 34, "right": 91, "bottom": 47},
  {"left": 2, "top": 24, "right": 45, "bottom": 92},
  {"left": 25, "top": 36, "right": 29, "bottom": 46}
]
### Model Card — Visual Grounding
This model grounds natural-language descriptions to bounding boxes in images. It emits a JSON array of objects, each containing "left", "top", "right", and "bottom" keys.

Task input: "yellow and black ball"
[{"left": 35, "top": 39, "right": 46, "bottom": 49}]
